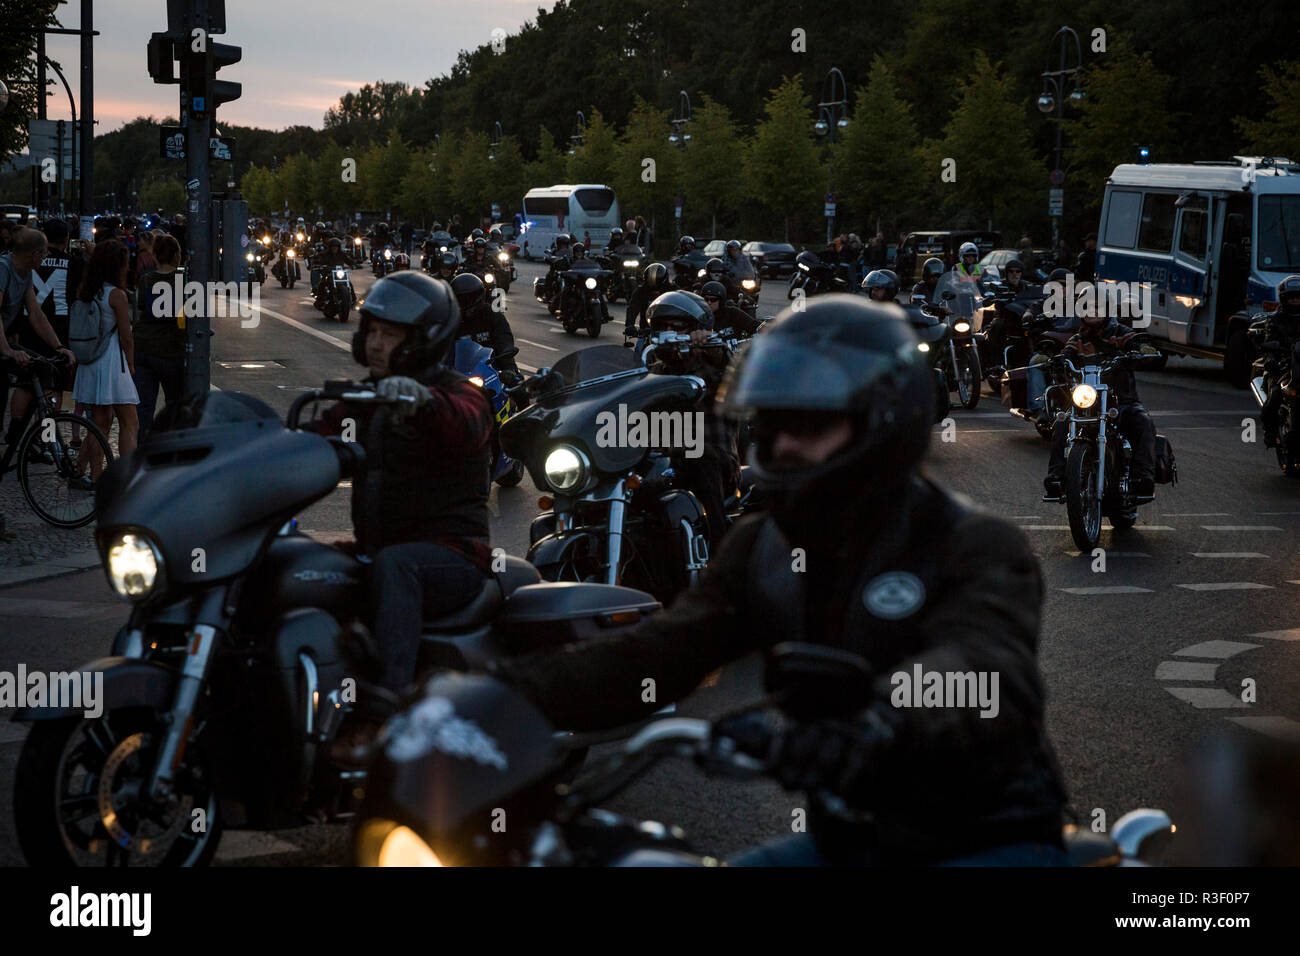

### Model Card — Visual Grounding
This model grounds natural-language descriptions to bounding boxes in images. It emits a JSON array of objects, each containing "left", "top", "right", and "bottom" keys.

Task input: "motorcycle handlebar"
[{"left": 284, "top": 383, "right": 416, "bottom": 430}]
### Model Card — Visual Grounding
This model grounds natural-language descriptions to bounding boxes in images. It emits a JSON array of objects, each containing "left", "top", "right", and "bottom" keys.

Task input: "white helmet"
[{"left": 959, "top": 241, "right": 978, "bottom": 259}]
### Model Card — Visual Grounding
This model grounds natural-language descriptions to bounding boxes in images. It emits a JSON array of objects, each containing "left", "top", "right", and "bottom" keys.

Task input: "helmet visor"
[
  {"left": 720, "top": 334, "right": 904, "bottom": 416},
  {"left": 361, "top": 278, "right": 436, "bottom": 327}
]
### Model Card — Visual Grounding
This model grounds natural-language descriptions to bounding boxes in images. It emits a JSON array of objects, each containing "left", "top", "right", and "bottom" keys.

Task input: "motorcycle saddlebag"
[
  {"left": 1154, "top": 434, "right": 1177, "bottom": 485},
  {"left": 495, "top": 583, "right": 660, "bottom": 654}
]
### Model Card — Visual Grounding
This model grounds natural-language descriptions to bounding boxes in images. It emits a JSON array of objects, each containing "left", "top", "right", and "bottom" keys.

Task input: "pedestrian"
[
  {"left": 30, "top": 218, "right": 81, "bottom": 406},
  {"left": 865, "top": 232, "right": 886, "bottom": 269},
  {"left": 133, "top": 233, "right": 186, "bottom": 439},
  {"left": 1017, "top": 234, "right": 1037, "bottom": 277},
  {"left": 583, "top": 231, "right": 591, "bottom": 250},
  {"left": 135, "top": 229, "right": 158, "bottom": 285},
  {"left": 1074, "top": 232, "right": 1098, "bottom": 282},
  {"left": 842, "top": 233, "right": 865, "bottom": 287},
  {"left": 635, "top": 215, "right": 650, "bottom": 251},
  {"left": 71, "top": 239, "right": 139, "bottom": 467},
  {"left": 400, "top": 220, "right": 414, "bottom": 257},
  {"left": 0, "top": 220, "right": 13, "bottom": 254}
]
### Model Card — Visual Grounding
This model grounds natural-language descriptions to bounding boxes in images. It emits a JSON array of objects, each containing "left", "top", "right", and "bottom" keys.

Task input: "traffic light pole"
[
  {"left": 184, "top": 92, "right": 212, "bottom": 401},
  {"left": 79, "top": 0, "right": 94, "bottom": 227}
]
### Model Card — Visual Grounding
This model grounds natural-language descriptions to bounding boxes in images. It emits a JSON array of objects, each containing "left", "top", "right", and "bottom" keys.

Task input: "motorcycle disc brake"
[{"left": 93, "top": 731, "right": 192, "bottom": 858}]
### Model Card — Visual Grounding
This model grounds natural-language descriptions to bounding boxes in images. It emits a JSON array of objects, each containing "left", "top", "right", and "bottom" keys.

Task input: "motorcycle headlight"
[
  {"left": 742, "top": 279, "right": 757, "bottom": 290},
  {"left": 918, "top": 342, "right": 931, "bottom": 353},
  {"left": 287, "top": 248, "right": 296, "bottom": 258},
  {"left": 798, "top": 262, "right": 810, "bottom": 272},
  {"left": 440, "top": 245, "right": 447, "bottom": 252},
  {"left": 585, "top": 277, "right": 598, "bottom": 290},
  {"left": 1072, "top": 384, "right": 1098, "bottom": 408},
  {"left": 246, "top": 252, "right": 255, "bottom": 261},
  {"left": 105, "top": 532, "right": 163, "bottom": 603},
  {"left": 544, "top": 444, "right": 589, "bottom": 493},
  {"left": 697, "top": 268, "right": 706, "bottom": 278},
  {"left": 484, "top": 272, "right": 495, "bottom": 283},
  {"left": 384, "top": 249, "right": 392, "bottom": 259},
  {"left": 623, "top": 259, "right": 639, "bottom": 268},
  {"left": 468, "top": 375, "right": 485, "bottom": 388},
  {"left": 296, "top": 232, "right": 304, "bottom": 241},
  {"left": 498, "top": 252, "right": 510, "bottom": 262},
  {"left": 353, "top": 237, "right": 362, "bottom": 245},
  {"left": 953, "top": 321, "right": 971, "bottom": 334},
  {"left": 261, "top": 236, "right": 271, "bottom": 244},
  {"left": 334, "top": 267, "right": 347, "bottom": 279},
  {"left": 356, "top": 820, "right": 444, "bottom": 867}
]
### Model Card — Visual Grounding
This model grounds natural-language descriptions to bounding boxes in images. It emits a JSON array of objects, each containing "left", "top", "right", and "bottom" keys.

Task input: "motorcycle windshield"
[
  {"left": 931, "top": 271, "right": 981, "bottom": 319},
  {"left": 727, "top": 256, "right": 756, "bottom": 281},
  {"left": 551, "top": 344, "right": 644, "bottom": 385},
  {"left": 151, "top": 389, "right": 280, "bottom": 433}
]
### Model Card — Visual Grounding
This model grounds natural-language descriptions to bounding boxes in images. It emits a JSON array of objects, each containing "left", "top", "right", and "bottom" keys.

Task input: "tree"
[
  {"left": 138, "top": 177, "right": 185, "bottom": 215},
  {"left": 744, "top": 76, "right": 822, "bottom": 242},
  {"left": 486, "top": 135, "right": 528, "bottom": 220},
  {"left": 449, "top": 131, "right": 492, "bottom": 224},
  {"left": 0, "top": 1, "right": 59, "bottom": 167},
  {"left": 1234, "top": 55, "right": 1300, "bottom": 161},
  {"left": 241, "top": 164, "right": 278, "bottom": 216},
  {"left": 399, "top": 150, "right": 439, "bottom": 226},
  {"left": 614, "top": 97, "right": 679, "bottom": 245},
  {"left": 680, "top": 95, "right": 744, "bottom": 238},
  {"left": 836, "top": 58, "right": 924, "bottom": 240},
  {"left": 280, "top": 153, "right": 315, "bottom": 216},
  {"left": 919, "top": 51, "right": 1044, "bottom": 230},
  {"left": 565, "top": 109, "right": 619, "bottom": 185},
  {"left": 526, "top": 126, "right": 567, "bottom": 187},
  {"left": 1064, "top": 36, "right": 1175, "bottom": 214},
  {"left": 361, "top": 133, "right": 411, "bottom": 213},
  {"left": 311, "top": 142, "right": 351, "bottom": 219}
]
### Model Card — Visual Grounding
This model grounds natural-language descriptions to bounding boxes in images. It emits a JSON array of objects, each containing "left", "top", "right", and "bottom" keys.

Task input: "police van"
[{"left": 1095, "top": 156, "right": 1300, "bottom": 386}]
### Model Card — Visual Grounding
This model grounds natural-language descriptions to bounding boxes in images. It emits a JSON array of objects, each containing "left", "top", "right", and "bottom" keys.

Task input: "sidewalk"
[{"left": 0, "top": 476, "right": 100, "bottom": 587}]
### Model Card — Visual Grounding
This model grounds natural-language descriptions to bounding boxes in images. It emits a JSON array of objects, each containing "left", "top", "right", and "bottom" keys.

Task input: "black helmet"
[
  {"left": 451, "top": 272, "right": 487, "bottom": 314},
  {"left": 706, "top": 257, "right": 725, "bottom": 279},
  {"left": 678, "top": 235, "right": 696, "bottom": 253},
  {"left": 569, "top": 234, "right": 581, "bottom": 247},
  {"left": 609, "top": 227, "right": 624, "bottom": 243},
  {"left": 555, "top": 234, "right": 570, "bottom": 248},
  {"left": 644, "top": 262, "right": 668, "bottom": 289},
  {"left": 473, "top": 237, "right": 486, "bottom": 251},
  {"left": 1005, "top": 258, "right": 1024, "bottom": 274},
  {"left": 438, "top": 251, "right": 457, "bottom": 272},
  {"left": 725, "top": 239, "right": 742, "bottom": 255},
  {"left": 572, "top": 244, "right": 587, "bottom": 259},
  {"left": 352, "top": 271, "right": 461, "bottom": 374},
  {"left": 921, "top": 258, "right": 945, "bottom": 282},
  {"left": 471, "top": 228, "right": 484, "bottom": 240},
  {"left": 432, "top": 221, "right": 444, "bottom": 232},
  {"left": 1277, "top": 275, "right": 1300, "bottom": 318},
  {"left": 646, "top": 290, "right": 714, "bottom": 332},
  {"left": 700, "top": 280, "right": 727, "bottom": 301},
  {"left": 718, "top": 296, "right": 933, "bottom": 530},
  {"left": 489, "top": 228, "right": 503, "bottom": 242},
  {"left": 862, "top": 269, "right": 898, "bottom": 300},
  {"left": 327, "top": 237, "right": 342, "bottom": 251},
  {"left": 1049, "top": 268, "right": 1071, "bottom": 283}
]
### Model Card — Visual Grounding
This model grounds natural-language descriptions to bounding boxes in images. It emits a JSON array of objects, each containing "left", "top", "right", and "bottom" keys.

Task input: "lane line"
[
  {"left": 1173, "top": 640, "right": 1262, "bottom": 659},
  {"left": 1058, "top": 586, "right": 1153, "bottom": 594},
  {"left": 1224, "top": 716, "right": 1300, "bottom": 743},
  {"left": 1175, "top": 582, "right": 1274, "bottom": 591},
  {"left": 1155, "top": 660, "right": 1219, "bottom": 681},
  {"left": 1163, "top": 512, "right": 1230, "bottom": 517},
  {"left": 516, "top": 337, "right": 559, "bottom": 351},
  {"left": 250, "top": 302, "right": 351, "bottom": 351},
  {"left": 1201, "top": 525, "right": 1282, "bottom": 531},
  {"left": 1063, "top": 550, "right": 1150, "bottom": 557},
  {"left": 1190, "top": 552, "right": 1269, "bottom": 558},
  {"left": 1247, "top": 628, "right": 1300, "bottom": 641},
  {"left": 1162, "top": 687, "right": 1251, "bottom": 709}
]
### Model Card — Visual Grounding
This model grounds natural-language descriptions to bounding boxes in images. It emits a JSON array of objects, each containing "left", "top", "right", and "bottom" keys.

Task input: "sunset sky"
[{"left": 37, "top": 0, "right": 554, "bottom": 133}]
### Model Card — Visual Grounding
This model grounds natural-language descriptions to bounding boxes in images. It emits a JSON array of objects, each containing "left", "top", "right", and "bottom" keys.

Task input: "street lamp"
[
  {"left": 0, "top": 79, "right": 9, "bottom": 112},
  {"left": 568, "top": 111, "right": 585, "bottom": 156},
  {"left": 668, "top": 90, "right": 691, "bottom": 147},
  {"left": 489, "top": 121, "right": 502, "bottom": 161},
  {"left": 813, "top": 67, "right": 848, "bottom": 246},
  {"left": 1038, "top": 26, "right": 1085, "bottom": 249}
]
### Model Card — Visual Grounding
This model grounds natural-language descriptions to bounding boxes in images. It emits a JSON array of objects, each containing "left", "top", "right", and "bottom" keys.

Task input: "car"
[
  {"left": 743, "top": 241, "right": 798, "bottom": 278},
  {"left": 977, "top": 249, "right": 1028, "bottom": 274},
  {"left": 895, "top": 230, "right": 1002, "bottom": 285},
  {"left": 702, "top": 239, "right": 727, "bottom": 258}
]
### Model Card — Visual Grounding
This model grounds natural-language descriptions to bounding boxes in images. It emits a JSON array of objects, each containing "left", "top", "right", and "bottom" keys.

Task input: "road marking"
[
  {"left": 250, "top": 303, "right": 350, "bottom": 352},
  {"left": 1247, "top": 628, "right": 1300, "bottom": 641},
  {"left": 1200, "top": 525, "right": 1282, "bottom": 531},
  {"left": 213, "top": 831, "right": 302, "bottom": 861},
  {"left": 1257, "top": 511, "right": 1300, "bottom": 515},
  {"left": 1162, "top": 686, "right": 1250, "bottom": 708},
  {"left": 516, "top": 338, "right": 559, "bottom": 351},
  {"left": 1063, "top": 550, "right": 1150, "bottom": 557},
  {"left": 1175, "top": 582, "right": 1274, "bottom": 591},
  {"left": 1190, "top": 552, "right": 1269, "bottom": 558},
  {"left": 1173, "top": 640, "right": 1261, "bottom": 658},
  {"left": 1058, "top": 586, "right": 1153, "bottom": 594},
  {"left": 1163, "top": 513, "right": 1230, "bottom": 517},
  {"left": 1155, "top": 660, "right": 1219, "bottom": 681},
  {"left": 1020, "top": 525, "right": 1174, "bottom": 531},
  {"left": 1224, "top": 716, "right": 1300, "bottom": 743},
  {"left": 0, "top": 722, "right": 30, "bottom": 745}
]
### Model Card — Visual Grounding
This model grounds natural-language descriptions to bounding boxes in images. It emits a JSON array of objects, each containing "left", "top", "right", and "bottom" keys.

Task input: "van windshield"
[{"left": 1257, "top": 196, "right": 1300, "bottom": 271}]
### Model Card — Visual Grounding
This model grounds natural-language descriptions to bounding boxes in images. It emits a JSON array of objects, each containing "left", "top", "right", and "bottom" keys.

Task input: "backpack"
[
  {"left": 68, "top": 293, "right": 118, "bottom": 364},
  {"left": 1153, "top": 434, "right": 1177, "bottom": 485}
]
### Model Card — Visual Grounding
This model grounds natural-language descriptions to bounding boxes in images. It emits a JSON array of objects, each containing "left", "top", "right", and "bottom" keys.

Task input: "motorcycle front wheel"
[
  {"left": 496, "top": 459, "right": 526, "bottom": 488},
  {"left": 954, "top": 345, "right": 981, "bottom": 409},
  {"left": 1066, "top": 442, "right": 1103, "bottom": 551},
  {"left": 15, "top": 711, "right": 222, "bottom": 867}
]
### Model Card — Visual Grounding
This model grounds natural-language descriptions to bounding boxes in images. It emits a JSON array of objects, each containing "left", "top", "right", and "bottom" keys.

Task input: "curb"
[{"left": 0, "top": 549, "right": 102, "bottom": 589}]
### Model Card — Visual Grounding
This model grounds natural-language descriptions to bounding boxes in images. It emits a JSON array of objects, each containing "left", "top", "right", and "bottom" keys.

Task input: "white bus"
[
  {"left": 1096, "top": 156, "right": 1300, "bottom": 385},
  {"left": 518, "top": 184, "right": 620, "bottom": 260}
]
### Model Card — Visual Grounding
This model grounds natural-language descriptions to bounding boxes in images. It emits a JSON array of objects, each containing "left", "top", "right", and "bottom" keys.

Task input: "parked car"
[
  {"left": 977, "top": 248, "right": 1028, "bottom": 274},
  {"left": 896, "top": 230, "right": 1002, "bottom": 285},
  {"left": 743, "top": 240, "right": 798, "bottom": 278},
  {"left": 703, "top": 239, "right": 728, "bottom": 258}
]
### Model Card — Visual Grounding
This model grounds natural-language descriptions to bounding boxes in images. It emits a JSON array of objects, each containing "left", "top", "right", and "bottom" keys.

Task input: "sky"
[{"left": 37, "top": 0, "right": 555, "bottom": 133}]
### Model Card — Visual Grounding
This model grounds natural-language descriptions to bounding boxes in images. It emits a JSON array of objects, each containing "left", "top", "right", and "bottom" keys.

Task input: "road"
[{"left": 2, "top": 256, "right": 1297, "bottom": 865}]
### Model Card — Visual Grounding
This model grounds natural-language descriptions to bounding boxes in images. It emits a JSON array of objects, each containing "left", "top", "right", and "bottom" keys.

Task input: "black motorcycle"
[
  {"left": 904, "top": 295, "right": 954, "bottom": 423},
  {"left": 10, "top": 385, "right": 660, "bottom": 867},
  {"left": 1248, "top": 320, "right": 1300, "bottom": 477},
  {"left": 787, "top": 250, "right": 849, "bottom": 299},
  {"left": 603, "top": 247, "right": 646, "bottom": 302},
  {"left": 356, "top": 645, "right": 1176, "bottom": 867},
  {"left": 926, "top": 272, "right": 984, "bottom": 410},
  {"left": 556, "top": 259, "right": 613, "bottom": 337},
  {"left": 315, "top": 262, "right": 356, "bottom": 322},
  {"left": 272, "top": 244, "right": 300, "bottom": 289},
  {"left": 501, "top": 337, "right": 725, "bottom": 604}
]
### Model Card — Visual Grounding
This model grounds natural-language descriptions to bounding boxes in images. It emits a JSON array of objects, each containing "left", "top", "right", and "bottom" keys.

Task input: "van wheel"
[{"left": 1224, "top": 327, "right": 1252, "bottom": 388}]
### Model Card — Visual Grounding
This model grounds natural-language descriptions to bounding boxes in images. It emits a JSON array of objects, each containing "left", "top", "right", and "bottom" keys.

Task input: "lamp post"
[
  {"left": 568, "top": 110, "right": 585, "bottom": 156},
  {"left": 1037, "top": 26, "right": 1085, "bottom": 252},
  {"left": 488, "top": 121, "right": 502, "bottom": 161},
  {"left": 814, "top": 67, "right": 848, "bottom": 246},
  {"left": 668, "top": 91, "right": 692, "bottom": 233}
]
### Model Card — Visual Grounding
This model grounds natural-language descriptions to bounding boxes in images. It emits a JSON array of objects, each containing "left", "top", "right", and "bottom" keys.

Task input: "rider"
[
  {"left": 671, "top": 235, "right": 698, "bottom": 289},
  {"left": 1043, "top": 294, "right": 1161, "bottom": 499},
  {"left": 313, "top": 273, "right": 495, "bottom": 758},
  {"left": 982, "top": 258, "right": 1039, "bottom": 366},
  {"left": 700, "top": 280, "right": 762, "bottom": 338},
  {"left": 491, "top": 295, "right": 1071, "bottom": 866},
  {"left": 541, "top": 233, "right": 574, "bottom": 304},
  {"left": 954, "top": 241, "right": 983, "bottom": 280},
  {"left": 449, "top": 272, "right": 521, "bottom": 384},
  {"left": 313, "top": 237, "right": 353, "bottom": 309},
  {"left": 460, "top": 237, "right": 491, "bottom": 277},
  {"left": 911, "top": 257, "right": 946, "bottom": 301},
  {"left": 1259, "top": 275, "right": 1300, "bottom": 447},
  {"left": 862, "top": 269, "right": 900, "bottom": 303},
  {"left": 625, "top": 262, "right": 670, "bottom": 336}
]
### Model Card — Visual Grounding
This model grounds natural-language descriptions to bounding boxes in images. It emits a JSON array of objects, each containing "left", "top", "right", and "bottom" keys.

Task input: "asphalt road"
[{"left": 2, "top": 256, "right": 1297, "bottom": 865}]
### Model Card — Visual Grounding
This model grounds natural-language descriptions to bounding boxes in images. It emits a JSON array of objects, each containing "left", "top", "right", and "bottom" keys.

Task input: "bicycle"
[{"left": 0, "top": 352, "right": 114, "bottom": 528}]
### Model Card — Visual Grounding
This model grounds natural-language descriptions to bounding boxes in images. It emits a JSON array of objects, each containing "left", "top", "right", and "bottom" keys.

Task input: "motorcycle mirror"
[
  {"left": 763, "top": 643, "right": 872, "bottom": 720},
  {"left": 942, "top": 290, "right": 956, "bottom": 301},
  {"left": 489, "top": 347, "right": 520, "bottom": 367}
]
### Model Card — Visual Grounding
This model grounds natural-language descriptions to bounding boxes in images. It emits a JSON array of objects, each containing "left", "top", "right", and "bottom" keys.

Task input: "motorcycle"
[
  {"left": 787, "top": 250, "right": 850, "bottom": 299},
  {"left": 316, "top": 262, "right": 356, "bottom": 322},
  {"left": 556, "top": 259, "right": 613, "bottom": 337},
  {"left": 451, "top": 339, "right": 526, "bottom": 488},
  {"left": 350, "top": 234, "right": 366, "bottom": 266},
  {"left": 488, "top": 245, "right": 516, "bottom": 293},
  {"left": 1043, "top": 350, "right": 1174, "bottom": 551},
  {"left": 10, "top": 385, "right": 664, "bottom": 867},
  {"left": 903, "top": 296, "right": 954, "bottom": 424},
  {"left": 373, "top": 244, "right": 397, "bottom": 277},
  {"left": 273, "top": 245, "right": 300, "bottom": 289},
  {"left": 356, "top": 645, "right": 1176, "bottom": 867},
  {"left": 500, "top": 335, "right": 728, "bottom": 604},
  {"left": 1247, "top": 320, "right": 1300, "bottom": 477},
  {"left": 999, "top": 305, "right": 1083, "bottom": 440},
  {"left": 603, "top": 247, "right": 646, "bottom": 302},
  {"left": 244, "top": 249, "right": 266, "bottom": 285},
  {"left": 925, "top": 271, "right": 984, "bottom": 410}
]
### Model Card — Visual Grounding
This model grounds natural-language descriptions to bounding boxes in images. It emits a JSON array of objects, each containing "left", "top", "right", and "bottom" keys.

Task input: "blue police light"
[{"left": 1137, "top": 146, "right": 1151, "bottom": 164}]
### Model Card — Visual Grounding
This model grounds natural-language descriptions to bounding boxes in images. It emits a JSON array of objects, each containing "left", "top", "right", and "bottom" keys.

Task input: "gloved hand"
[
  {"left": 768, "top": 706, "right": 898, "bottom": 806},
  {"left": 498, "top": 368, "right": 523, "bottom": 389},
  {"left": 376, "top": 376, "right": 431, "bottom": 414}
]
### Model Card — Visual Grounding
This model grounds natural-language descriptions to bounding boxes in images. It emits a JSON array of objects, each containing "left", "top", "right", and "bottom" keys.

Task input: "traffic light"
[
  {"left": 182, "top": 39, "right": 241, "bottom": 115},
  {"left": 209, "top": 42, "right": 242, "bottom": 110},
  {"left": 147, "top": 33, "right": 179, "bottom": 85}
]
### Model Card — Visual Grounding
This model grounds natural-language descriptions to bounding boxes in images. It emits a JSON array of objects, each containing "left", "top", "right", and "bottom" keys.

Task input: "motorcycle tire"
[
  {"left": 339, "top": 300, "right": 350, "bottom": 323},
  {"left": 496, "top": 459, "right": 526, "bottom": 488},
  {"left": 1277, "top": 411, "right": 1300, "bottom": 477},
  {"left": 279, "top": 275, "right": 288, "bottom": 289},
  {"left": 954, "top": 346, "right": 982, "bottom": 410},
  {"left": 288, "top": 275, "right": 296, "bottom": 290},
  {"left": 1066, "top": 442, "right": 1103, "bottom": 552},
  {"left": 15, "top": 713, "right": 223, "bottom": 867}
]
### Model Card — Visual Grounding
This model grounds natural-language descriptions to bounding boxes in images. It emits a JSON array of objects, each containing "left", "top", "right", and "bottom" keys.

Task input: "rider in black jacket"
[
  {"left": 449, "top": 272, "right": 520, "bottom": 383},
  {"left": 1259, "top": 275, "right": 1300, "bottom": 446},
  {"left": 624, "top": 262, "right": 671, "bottom": 335},
  {"left": 493, "top": 296, "right": 1070, "bottom": 866}
]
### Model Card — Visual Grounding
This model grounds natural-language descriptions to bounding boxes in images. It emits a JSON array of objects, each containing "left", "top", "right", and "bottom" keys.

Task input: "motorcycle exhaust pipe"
[{"left": 1249, "top": 376, "right": 1268, "bottom": 409}]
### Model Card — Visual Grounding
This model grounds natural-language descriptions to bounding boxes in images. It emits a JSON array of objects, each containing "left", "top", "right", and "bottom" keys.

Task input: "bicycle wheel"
[{"left": 18, "top": 412, "right": 114, "bottom": 528}]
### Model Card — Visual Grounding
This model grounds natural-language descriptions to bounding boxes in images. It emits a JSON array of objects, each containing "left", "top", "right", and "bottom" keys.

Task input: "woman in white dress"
[{"left": 73, "top": 239, "right": 138, "bottom": 472}]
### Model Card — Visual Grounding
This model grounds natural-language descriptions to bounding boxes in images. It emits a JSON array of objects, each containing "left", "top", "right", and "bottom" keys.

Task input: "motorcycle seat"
[
  {"left": 1061, "top": 825, "right": 1121, "bottom": 867},
  {"left": 421, "top": 555, "right": 540, "bottom": 629},
  {"left": 738, "top": 465, "right": 757, "bottom": 492}
]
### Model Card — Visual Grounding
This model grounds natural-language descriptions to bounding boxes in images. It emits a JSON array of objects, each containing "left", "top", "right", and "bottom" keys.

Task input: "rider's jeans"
[
  {"left": 1048, "top": 402, "right": 1156, "bottom": 483},
  {"left": 369, "top": 541, "right": 486, "bottom": 693},
  {"left": 728, "top": 834, "right": 1070, "bottom": 867}
]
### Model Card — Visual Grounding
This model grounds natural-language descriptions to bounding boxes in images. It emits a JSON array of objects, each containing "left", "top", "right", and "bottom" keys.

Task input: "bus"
[
  {"left": 518, "top": 184, "right": 620, "bottom": 260},
  {"left": 1095, "top": 156, "right": 1300, "bottom": 385}
]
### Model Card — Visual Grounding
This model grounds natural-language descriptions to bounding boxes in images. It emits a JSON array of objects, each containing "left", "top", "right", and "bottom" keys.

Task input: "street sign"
[
  {"left": 825, "top": 192, "right": 836, "bottom": 203},
  {"left": 825, "top": 203, "right": 837, "bottom": 217},
  {"left": 491, "top": 203, "right": 501, "bottom": 220},
  {"left": 160, "top": 127, "right": 236, "bottom": 162},
  {"left": 1050, "top": 169, "right": 1065, "bottom": 186},
  {"left": 1049, "top": 188, "right": 1064, "bottom": 217},
  {"left": 27, "top": 119, "right": 79, "bottom": 181}
]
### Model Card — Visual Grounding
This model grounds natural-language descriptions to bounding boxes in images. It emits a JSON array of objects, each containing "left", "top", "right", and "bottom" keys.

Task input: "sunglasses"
[{"left": 704, "top": 296, "right": 721, "bottom": 303}]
